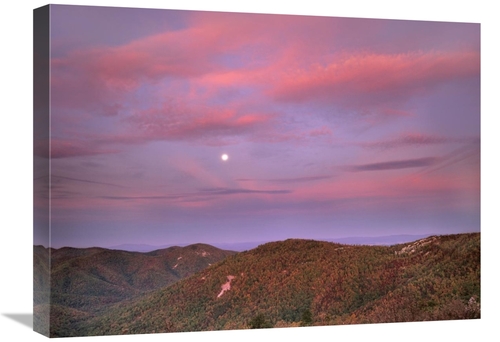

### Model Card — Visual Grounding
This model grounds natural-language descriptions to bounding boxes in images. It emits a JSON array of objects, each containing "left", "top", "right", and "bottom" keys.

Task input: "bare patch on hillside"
[
  {"left": 395, "top": 236, "right": 438, "bottom": 255},
  {"left": 217, "top": 275, "right": 235, "bottom": 298}
]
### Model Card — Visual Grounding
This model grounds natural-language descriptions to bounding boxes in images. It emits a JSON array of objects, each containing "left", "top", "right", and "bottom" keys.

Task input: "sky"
[{"left": 34, "top": 5, "right": 480, "bottom": 249}]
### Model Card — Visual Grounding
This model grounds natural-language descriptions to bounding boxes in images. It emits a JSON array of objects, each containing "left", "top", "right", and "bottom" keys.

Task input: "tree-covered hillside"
[
  {"left": 66, "top": 233, "right": 479, "bottom": 337},
  {"left": 33, "top": 243, "right": 237, "bottom": 336}
]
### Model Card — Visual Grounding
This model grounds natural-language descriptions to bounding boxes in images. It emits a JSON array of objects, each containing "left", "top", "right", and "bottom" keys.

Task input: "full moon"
[{"left": 221, "top": 154, "right": 229, "bottom": 161}]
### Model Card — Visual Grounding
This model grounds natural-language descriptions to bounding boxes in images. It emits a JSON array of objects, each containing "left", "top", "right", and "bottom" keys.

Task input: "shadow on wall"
[{"left": 3, "top": 313, "right": 33, "bottom": 329}]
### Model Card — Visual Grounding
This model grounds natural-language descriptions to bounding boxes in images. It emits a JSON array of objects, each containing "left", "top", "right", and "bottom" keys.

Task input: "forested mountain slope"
[
  {"left": 66, "top": 233, "right": 479, "bottom": 337},
  {"left": 33, "top": 243, "right": 237, "bottom": 335}
]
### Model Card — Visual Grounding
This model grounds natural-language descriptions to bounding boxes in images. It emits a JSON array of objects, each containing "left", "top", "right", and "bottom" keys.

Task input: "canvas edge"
[{"left": 33, "top": 4, "right": 51, "bottom": 338}]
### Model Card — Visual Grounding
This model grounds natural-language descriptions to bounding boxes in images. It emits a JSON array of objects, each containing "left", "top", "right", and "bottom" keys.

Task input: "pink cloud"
[
  {"left": 275, "top": 164, "right": 476, "bottom": 216},
  {"left": 308, "top": 126, "right": 333, "bottom": 137},
  {"left": 47, "top": 12, "right": 479, "bottom": 157},
  {"left": 126, "top": 103, "right": 273, "bottom": 143},
  {"left": 50, "top": 29, "right": 215, "bottom": 111},
  {"left": 51, "top": 12, "right": 290, "bottom": 95},
  {"left": 271, "top": 50, "right": 480, "bottom": 108},
  {"left": 49, "top": 139, "right": 119, "bottom": 159},
  {"left": 359, "top": 132, "right": 480, "bottom": 150},
  {"left": 362, "top": 133, "right": 453, "bottom": 149},
  {"left": 91, "top": 103, "right": 334, "bottom": 149},
  {"left": 50, "top": 13, "right": 480, "bottom": 118},
  {"left": 49, "top": 11, "right": 342, "bottom": 110}
]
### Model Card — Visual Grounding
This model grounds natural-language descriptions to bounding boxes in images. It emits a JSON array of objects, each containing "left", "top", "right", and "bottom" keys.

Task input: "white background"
[{"left": 0, "top": 1, "right": 497, "bottom": 341}]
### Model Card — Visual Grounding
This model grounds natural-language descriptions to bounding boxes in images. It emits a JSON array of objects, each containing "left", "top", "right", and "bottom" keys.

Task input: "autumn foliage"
[{"left": 35, "top": 233, "right": 480, "bottom": 337}]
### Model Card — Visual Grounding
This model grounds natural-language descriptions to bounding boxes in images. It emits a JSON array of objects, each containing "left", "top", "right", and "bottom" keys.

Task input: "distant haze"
[
  {"left": 35, "top": 5, "right": 480, "bottom": 249},
  {"left": 109, "top": 234, "right": 434, "bottom": 253}
]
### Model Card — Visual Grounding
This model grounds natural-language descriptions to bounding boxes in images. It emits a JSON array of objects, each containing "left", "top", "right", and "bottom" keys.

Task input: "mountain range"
[
  {"left": 34, "top": 233, "right": 480, "bottom": 337},
  {"left": 107, "top": 234, "right": 435, "bottom": 252},
  {"left": 33, "top": 243, "right": 236, "bottom": 336}
]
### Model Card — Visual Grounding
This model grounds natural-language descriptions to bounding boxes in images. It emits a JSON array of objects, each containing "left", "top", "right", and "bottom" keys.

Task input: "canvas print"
[{"left": 33, "top": 4, "right": 480, "bottom": 338}]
